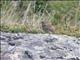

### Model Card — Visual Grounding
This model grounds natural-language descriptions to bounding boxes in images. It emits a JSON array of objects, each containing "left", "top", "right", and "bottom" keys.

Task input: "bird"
[{"left": 41, "top": 20, "right": 55, "bottom": 34}]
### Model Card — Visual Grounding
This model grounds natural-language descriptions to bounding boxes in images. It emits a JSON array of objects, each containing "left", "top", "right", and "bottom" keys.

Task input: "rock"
[
  {"left": 0, "top": 32, "right": 80, "bottom": 60},
  {"left": 24, "top": 50, "right": 33, "bottom": 59},
  {"left": 0, "top": 36, "right": 6, "bottom": 40},
  {"left": 67, "top": 57, "right": 80, "bottom": 60},
  {"left": 8, "top": 42, "right": 15, "bottom": 46}
]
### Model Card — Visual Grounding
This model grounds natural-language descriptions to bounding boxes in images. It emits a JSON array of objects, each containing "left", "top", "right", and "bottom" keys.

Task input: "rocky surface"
[{"left": 0, "top": 32, "right": 80, "bottom": 60}]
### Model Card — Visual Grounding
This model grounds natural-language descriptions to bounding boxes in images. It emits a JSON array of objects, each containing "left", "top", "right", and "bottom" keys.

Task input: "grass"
[
  {"left": 55, "top": 25, "right": 80, "bottom": 37},
  {"left": 0, "top": 23, "right": 43, "bottom": 33},
  {"left": 0, "top": 1, "right": 80, "bottom": 37},
  {"left": 0, "top": 22, "right": 80, "bottom": 37},
  {"left": 0, "top": 23, "right": 28, "bottom": 33}
]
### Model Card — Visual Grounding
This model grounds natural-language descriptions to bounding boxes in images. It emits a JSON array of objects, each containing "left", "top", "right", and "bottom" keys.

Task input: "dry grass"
[{"left": 0, "top": 1, "right": 80, "bottom": 37}]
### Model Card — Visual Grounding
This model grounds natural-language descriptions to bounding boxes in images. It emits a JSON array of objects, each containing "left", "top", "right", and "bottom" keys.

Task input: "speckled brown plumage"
[{"left": 41, "top": 20, "right": 55, "bottom": 33}]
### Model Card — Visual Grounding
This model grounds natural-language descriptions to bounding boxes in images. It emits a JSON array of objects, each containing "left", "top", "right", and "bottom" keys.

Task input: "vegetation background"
[{"left": 0, "top": 0, "right": 80, "bottom": 37}]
